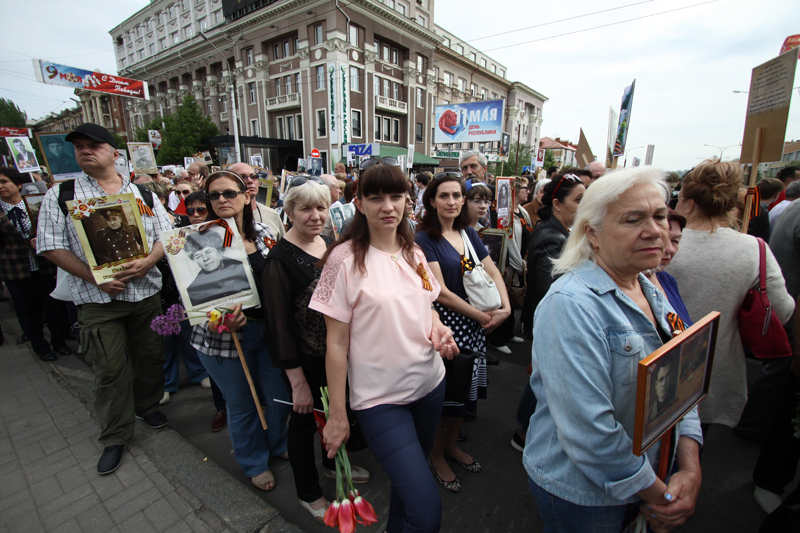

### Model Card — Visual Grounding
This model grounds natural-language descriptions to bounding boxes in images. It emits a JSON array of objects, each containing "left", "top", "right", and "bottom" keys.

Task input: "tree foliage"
[
  {"left": 0, "top": 98, "right": 27, "bottom": 127},
  {"left": 492, "top": 142, "right": 534, "bottom": 176},
  {"left": 156, "top": 95, "right": 219, "bottom": 165}
]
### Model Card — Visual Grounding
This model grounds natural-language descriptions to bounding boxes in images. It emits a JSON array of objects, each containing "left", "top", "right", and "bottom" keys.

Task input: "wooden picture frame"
[
  {"left": 22, "top": 193, "right": 46, "bottom": 230},
  {"left": 633, "top": 311, "right": 720, "bottom": 455},
  {"left": 477, "top": 228, "right": 508, "bottom": 275},
  {"left": 35, "top": 131, "right": 84, "bottom": 181}
]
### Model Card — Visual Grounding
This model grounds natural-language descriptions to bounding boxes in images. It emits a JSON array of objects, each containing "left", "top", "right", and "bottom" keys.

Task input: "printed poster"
[
  {"left": 5, "top": 136, "right": 40, "bottom": 173},
  {"left": 129, "top": 142, "right": 158, "bottom": 174},
  {"left": 434, "top": 99, "right": 505, "bottom": 144}
]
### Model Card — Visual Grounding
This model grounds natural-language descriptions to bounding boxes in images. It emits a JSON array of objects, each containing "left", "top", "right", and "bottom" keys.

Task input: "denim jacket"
[{"left": 523, "top": 261, "right": 703, "bottom": 507}]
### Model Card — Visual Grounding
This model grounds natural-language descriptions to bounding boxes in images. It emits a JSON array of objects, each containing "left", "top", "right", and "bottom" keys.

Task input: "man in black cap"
[
  {"left": 184, "top": 229, "right": 250, "bottom": 305},
  {"left": 37, "top": 123, "right": 173, "bottom": 475},
  {"left": 89, "top": 206, "right": 144, "bottom": 265}
]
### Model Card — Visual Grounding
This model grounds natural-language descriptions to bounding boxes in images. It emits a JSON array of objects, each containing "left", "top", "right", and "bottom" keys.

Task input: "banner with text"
[
  {"left": 33, "top": 60, "right": 148, "bottom": 100},
  {"left": 434, "top": 99, "right": 505, "bottom": 144}
]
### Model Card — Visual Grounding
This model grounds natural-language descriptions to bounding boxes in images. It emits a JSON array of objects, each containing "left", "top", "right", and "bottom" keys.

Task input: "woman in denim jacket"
[{"left": 523, "top": 167, "right": 703, "bottom": 533}]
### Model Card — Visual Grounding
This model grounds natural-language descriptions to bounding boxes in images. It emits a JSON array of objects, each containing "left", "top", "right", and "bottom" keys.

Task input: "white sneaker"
[
  {"left": 508, "top": 336, "right": 525, "bottom": 344},
  {"left": 754, "top": 486, "right": 782, "bottom": 514},
  {"left": 200, "top": 377, "right": 211, "bottom": 389},
  {"left": 491, "top": 344, "right": 512, "bottom": 355},
  {"left": 159, "top": 391, "right": 170, "bottom": 405}
]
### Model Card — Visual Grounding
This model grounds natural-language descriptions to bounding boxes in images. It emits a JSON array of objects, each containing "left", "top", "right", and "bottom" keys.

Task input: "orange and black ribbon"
[
  {"left": 263, "top": 236, "right": 276, "bottom": 249},
  {"left": 199, "top": 219, "right": 233, "bottom": 247},
  {"left": 417, "top": 263, "right": 433, "bottom": 291},
  {"left": 460, "top": 254, "right": 475, "bottom": 274},
  {"left": 519, "top": 213, "right": 532, "bottom": 232},
  {"left": 745, "top": 187, "right": 761, "bottom": 220},
  {"left": 136, "top": 198, "right": 154, "bottom": 217},
  {"left": 667, "top": 312, "right": 686, "bottom": 333}
]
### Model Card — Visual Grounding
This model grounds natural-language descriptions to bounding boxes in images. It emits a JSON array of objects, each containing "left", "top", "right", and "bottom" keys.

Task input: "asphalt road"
[{"left": 44, "top": 324, "right": 792, "bottom": 532}]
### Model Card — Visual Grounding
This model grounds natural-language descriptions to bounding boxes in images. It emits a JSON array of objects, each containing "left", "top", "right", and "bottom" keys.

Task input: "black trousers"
[
  {"left": 753, "top": 372, "right": 800, "bottom": 495},
  {"left": 5, "top": 271, "right": 69, "bottom": 355}
]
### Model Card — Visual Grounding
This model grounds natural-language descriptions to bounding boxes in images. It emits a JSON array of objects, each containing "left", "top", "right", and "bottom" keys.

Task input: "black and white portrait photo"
[
  {"left": 183, "top": 230, "right": 250, "bottom": 305},
  {"left": 648, "top": 349, "right": 680, "bottom": 422},
  {"left": 308, "top": 156, "right": 323, "bottom": 176},
  {"left": 6, "top": 137, "right": 40, "bottom": 173},
  {"left": 82, "top": 205, "right": 144, "bottom": 266},
  {"left": 129, "top": 142, "right": 157, "bottom": 174},
  {"left": 20, "top": 181, "right": 47, "bottom": 195},
  {"left": 39, "top": 133, "right": 82, "bottom": 177}
]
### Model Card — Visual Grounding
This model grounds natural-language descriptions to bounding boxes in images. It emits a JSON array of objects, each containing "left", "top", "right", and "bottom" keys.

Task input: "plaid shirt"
[
  {"left": 190, "top": 222, "right": 275, "bottom": 358},
  {"left": 36, "top": 172, "right": 172, "bottom": 306},
  {"left": 0, "top": 198, "right": 39, "bottom": 276}
]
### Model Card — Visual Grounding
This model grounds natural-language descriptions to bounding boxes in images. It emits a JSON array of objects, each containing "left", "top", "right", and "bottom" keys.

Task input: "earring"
[
  {"left": 557, "top": 209, "right": 561, "bottom": 214},
  {"left": 593, "top": 244, "right": 599, "bottom": 252}
]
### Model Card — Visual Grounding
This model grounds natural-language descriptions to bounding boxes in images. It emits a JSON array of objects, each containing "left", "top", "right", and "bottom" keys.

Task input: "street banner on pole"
[
  {"left": 33, "top": 60, "right": 149, "bottom": 100},
  {"left": 740, "top": 50, "right": 798, "bottom": 164},
  {"left": 645, "top": 145, "right": 655, "bottom": 166},
  {"left": 576, "top": 128, "right": 594, "bottom": 168},
  {"left": 613, "top": 80, "right": 636, "bottom": 157},
  {"left": 434, "top": 99, "right": 505, "bottom": 144},
  {"left": 606, "top": 106, "right": 618, "bottom": 168}
]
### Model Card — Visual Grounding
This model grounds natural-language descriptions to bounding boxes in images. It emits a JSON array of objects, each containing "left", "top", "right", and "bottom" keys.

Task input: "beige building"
[
  {"left": 540, "top": 136, "right": 576, "bottom": 168},
  {"left": 110, "top": 0, "right": 546, "bottom": 172}
]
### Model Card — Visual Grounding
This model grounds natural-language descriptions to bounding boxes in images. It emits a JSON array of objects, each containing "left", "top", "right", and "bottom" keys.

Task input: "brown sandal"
[{"left": 251, "top": 470, "right": 276, "bottom": 491}]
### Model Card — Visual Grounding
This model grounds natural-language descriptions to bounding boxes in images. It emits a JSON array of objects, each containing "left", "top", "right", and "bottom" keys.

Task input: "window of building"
[
  {"left": 416, "top": 54, "right": 424, "bottom": 73},
  {"left": 198, "top": 17, "right": 207, "bottom": 32},
  {"left": 457, "top": 78, "right": 466, "bottom": 92},
  {"left": 374, "top": 75, "right": 380, "bottom": 96},
  {"left": 138, "top": 49, "right": 145, "bottom": 60},
  {"left": 214, "top": 10, "right": 223, "bottom": 24},
  {"left": 169, "top": 5, "right": 177, "bottom": 18},
  {"left": 480, "top": 58, "right": 487, "bottom": 68},
  {"left": 480, "top": 88, "right": 487, "bottom": 100},
  {"left": 350, "top": 66, "right": 360, "bottom": 91},
  {"left": 273, "top": 43, "right": 280, "bottom": 59},
  {"left": 296, "top": 73, "right": 301, "bottom": 93},
  {"left": 171, "top": 32, "right": 179, "bottom": 45},
  {"left": 317, "top": 109, "right": 327, "bottom": 137},
  {"left": 275, "top": 78, "right": 281, "bottom": 97},
  {"left": 157, "top": 12, "right": 164, "bottom": 25},
  {"left": 374, "top": 40, "right": 379, "bottom": 53},
  {"left": 416, "top": 87, "right": 423, "bottom": 108},
  {"left": 470, "top": 83, "right": 477, "bottom": 96},
  {"left": 352, "top": 109, "right": 362, "bottom": 138},
  {"left": 296, "top": 114, "right": 303, "bottom": 139},
  {"left": 129, "top": 53, "right": 134, "bottom": 63},
  {"left": 149, "top": 43, "right": 155, "bottom": 55},
  {"left": 248, "top": 82, "right": 256, "bottom": 103},
  {"left": 392, "top": 49, "right": 398, "bottom": 65},
  {"left": 374, "top": 115, "right": 381, "bottom": 141},
  {"left": 385, "top": 0, "right": 395, "bottom": 8},
  {"left": 443, "top": 37, "right": 450, "bottom": 47},
  {"left": 383, "top": 117, "right": 391, "bottom": 142},
  {"left": 159, "top": 37, "right": 167, "bottom": 50},
  {"left": 469, "top": 52, "right": 476, "bottom": 62},
  {"left": 120, "top": 58, "right": 126, "bottom": 68},
  {"left": 393, "top": 82, "right": 400, "bottom": 101},
  {"left": 349, "top": 25, "right": 358, "bottom": 46},
  {"left": 416, "top": 123, "right": 423, "bottom": 142},
  {"left": 491, "top": 64, "right": 496, "bottom": 74},
  {"left": 383, "top": 79, "right": 390, "bottom": 98},
  {"left": 314, "top": 24, "right": 323, "bottom": 45},
  {"left": 285, "top": 75, "right": 292, "bottom": 95},
  {"left": 250, "top": 119, "right": 259, "bottom": 136},
  {"left": 245, "top": 48, "right": 253, "bottom": 66},
  {"left": 286, "top": 115, "right": 295, "bottom": 140},
  {"left": 397, "top": 3, "right": 406, "bottom": 16},
  {"left": 183, "top": 25, "right": 193, "bottom": 39},
  {"left": 276, "top": 117, "right": 284, "bottom": 139},
  {"left": 456, "top": 44, "right": 464, "bottom": 55},
  {"left": 220, "top": 95, "right": 227, "bottom": 112},
  {"left": 382, "top": 44, "right": 390, "bottom": 62},
  {"left": 418, "top": 14, "right": 426, "bottom": 27},
  {"left": 500, "top": 69, "right": 505, "bottom": 78},
  {"left": 392, "top": 119, "right": 399, "bottom": 142},
  {"left": 283, "top": 40, "right": 290, "bottom": 57},
  {"left": 181, "top": 0, "right": 189, "bottom": 10},
  {"left": 207, "top": 99, "right": 212, "bottom": 113},
  {"left": 316, "top": 65, "right": 325, "bottom": 90},
  {"left": 443, "top": 72, "right": 452, "bottom": 86},
  {"left": 294, "top": 37, "right": 299, "bottom": 52}
]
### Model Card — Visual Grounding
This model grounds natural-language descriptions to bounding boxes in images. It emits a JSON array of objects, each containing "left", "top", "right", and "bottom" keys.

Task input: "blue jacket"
[{"left": 523, "top": 261, "right": 702, "bottom": 507}]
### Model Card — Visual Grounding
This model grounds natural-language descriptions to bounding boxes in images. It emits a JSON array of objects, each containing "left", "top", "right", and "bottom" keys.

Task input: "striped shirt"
[{"left": 36, "top": 172, "right": 172, "bottom": 306}]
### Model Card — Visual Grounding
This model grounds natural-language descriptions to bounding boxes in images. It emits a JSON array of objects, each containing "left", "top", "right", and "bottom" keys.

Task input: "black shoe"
[
  {"left": 136, "top": 411, "right": 168, "bottom": 429},
  {"left": 457, "top": 428, "right": 468, "bottom": 442},
  {"left": 486, "top": 355, "right": 500, "bottom": 365},
  {"left": 97, "top": 445, "right": 126, "bottom": 475},
  {"left": 54, "top": 346, "right": 72, "bottom": 356},
  {"left": 38, "top": 352, "right": 57, "bottom": 362}
]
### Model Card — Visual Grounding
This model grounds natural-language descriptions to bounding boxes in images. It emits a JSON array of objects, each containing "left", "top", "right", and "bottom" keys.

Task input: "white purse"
[{"left": 460, "top": 230, "right": 501, "bottom": 312}]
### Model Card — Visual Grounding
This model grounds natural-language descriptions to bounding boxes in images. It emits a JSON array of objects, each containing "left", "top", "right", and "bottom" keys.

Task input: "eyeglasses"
[
  {"left": 552, "top": 174, "right": 581, "bottom": 197},
  {"left": 286, "top": 174, "right": 325, "bottom": 188},
  {"left": 177, "top": 189, "right": 192, "bottom": 196},
  {"left": 434, "top": 171, "right": 462, "bottom": 180},
  {"left": 185, "top": 206, "right": 208, "bottom": 216},
  {"left": 468, "top": 199, "right": 490, "bottom": 206},
  {"left": 207, "top": 190, "right": 243, "bottom": 201},
  {"left": 359, "top": 157, "right": 400, "bottom": 170},
  {"left": 241, "top": 173, "right": 259, "bottom": 181}
]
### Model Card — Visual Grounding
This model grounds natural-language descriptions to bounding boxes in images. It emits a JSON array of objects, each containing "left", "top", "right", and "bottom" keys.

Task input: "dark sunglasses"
[
  {"left": 177, "top": 189, "right": 192, "bottom": 196},
  {"left": 435, "top": 171, "right": 462, "bottom": 180},
  {"left": 286, "top": 174, "right": 325, "bottom": 188},
  {"left": 552, "top": 174, "right": 581, "bottom": 197},
  {"left": 359, "top": 156, "right": 400, "bottom": 170},
  {"left": 185, "top": 206, "right": 208, "bottom": 216},
  {"left": 207, "top": 190, "right": 243, "bottom": 201}
]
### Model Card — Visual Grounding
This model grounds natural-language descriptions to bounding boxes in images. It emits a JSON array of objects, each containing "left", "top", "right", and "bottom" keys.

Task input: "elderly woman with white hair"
[
  {"left": 523, "top": 167, "right": 703, "bottom": 532},
  {"left": 263, "top": 175, "right": 370, "bottom": 522}
]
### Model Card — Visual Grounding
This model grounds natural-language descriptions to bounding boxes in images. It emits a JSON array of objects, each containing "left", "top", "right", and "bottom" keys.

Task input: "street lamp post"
[
  {"left": 201, "top": 31, "right": 240, "bottom": 164},
  {"left": 704, "top": 143, "right": 741, "bottom": 161}
]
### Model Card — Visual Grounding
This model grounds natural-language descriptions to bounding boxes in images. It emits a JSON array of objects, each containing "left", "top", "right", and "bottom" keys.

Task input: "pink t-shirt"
[{"left": 310, "top": 241, "right": 445, "bottom": 411}]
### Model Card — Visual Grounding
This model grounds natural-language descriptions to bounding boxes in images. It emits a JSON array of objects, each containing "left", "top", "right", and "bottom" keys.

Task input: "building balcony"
[
  {"left": 220, "top": 111, "right": 228, "bottom": 121},
  {"left": 375, "top": 95, "right": 408, "bottom": 115},
  {"left": 266, "top": 93, "right": 301, "bottom": 111}
]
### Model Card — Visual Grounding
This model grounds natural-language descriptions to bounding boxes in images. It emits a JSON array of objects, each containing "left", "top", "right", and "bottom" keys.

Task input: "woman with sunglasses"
[
  {"left": 311, "top": 164, "right": 458, "bottom": 533},
  {"left": 191, "top": 171, "right": 291, "bottom": 493},
  {"left": 415, "top": 173, "right": 510, "bottom": 493}
]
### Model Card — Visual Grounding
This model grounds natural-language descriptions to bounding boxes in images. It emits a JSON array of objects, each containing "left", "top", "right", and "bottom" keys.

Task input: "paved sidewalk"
[{"left": 0, "top": 307, "right": 302, "bottom": 533}]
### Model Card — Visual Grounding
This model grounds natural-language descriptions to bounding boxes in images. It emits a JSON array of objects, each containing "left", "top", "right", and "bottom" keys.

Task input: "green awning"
[{"left": 338, "top": 144, "right": 439, "bottom": 166}]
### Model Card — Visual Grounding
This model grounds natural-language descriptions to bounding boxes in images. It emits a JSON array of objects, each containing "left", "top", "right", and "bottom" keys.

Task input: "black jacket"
[{"left": 521, "top": 216, "right": 570, "bottom": 335}]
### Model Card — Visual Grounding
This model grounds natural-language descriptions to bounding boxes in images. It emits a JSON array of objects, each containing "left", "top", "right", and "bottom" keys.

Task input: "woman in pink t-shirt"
[{"left": 310, "top": 162, "right": 459, "bottom": 533}]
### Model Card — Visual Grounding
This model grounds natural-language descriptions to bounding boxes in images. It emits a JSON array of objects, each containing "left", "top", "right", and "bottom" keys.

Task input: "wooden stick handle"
[
  {"left": 231, "top": 331, "right": 268, "bottom": 430},
  {"left": 741, "top": 127, "right": 764, "bottom": 234},
  {"left": 657, "top": 430, "right": 672, "bottom": 481}
]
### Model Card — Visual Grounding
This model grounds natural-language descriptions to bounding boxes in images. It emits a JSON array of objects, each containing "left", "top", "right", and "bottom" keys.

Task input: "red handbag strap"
[{"left": 756, "top": 237, "right": 767, "bottom": 292}]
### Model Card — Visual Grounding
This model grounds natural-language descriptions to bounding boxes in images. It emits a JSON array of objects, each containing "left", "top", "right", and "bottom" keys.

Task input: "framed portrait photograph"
[
  {"left": 22, "top": 193, "right": 46, "bottom": 229},
  {"left": 65, "top": 193, "right": 150, "bottom": 285},
  {"left": 35, "top": 131, "right": 82, "bottom": 181},
  {"left": 5, "top": 136, "right": 40, "bottom": 174},
  {"left": 495, "top": 177, "right": 514, "bottom": 234},
  {"left": 477, "top": 228, "right": 508, "bottom": 275},
  {"left": 20, "top": 181, "right": 47, "bottom": 196},
  {"left": 329, "top": 204, "right": 347, "bottom": 239},
  {"left": 115, "top": 149, "right": 129, "bottom": 176},
  {"left": 128, "top": 142, "right": 158, "bottom": 175},
  {"left": 633, "top": 311, "right": 720, "bottom": 455},
  {"left": 160, "top": 220, "right": 260, "bottom": 324}
]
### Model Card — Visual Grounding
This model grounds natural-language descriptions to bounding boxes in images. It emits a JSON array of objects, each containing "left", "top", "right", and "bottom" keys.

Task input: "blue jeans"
[
  {"left": 355, "top": 379, "right": 445, "bottom": 533},
  {"left": 528, "top": 477, "right": 641, "bottom": 533},
  {"left": 515, "top": 382, "right": 538, "bottom": 431},
  {"left": 197, "top": 324, "right": 290, "bottom": 477},
  {"left": 163, "top": 320, "right": 208, "bottom": 392}
]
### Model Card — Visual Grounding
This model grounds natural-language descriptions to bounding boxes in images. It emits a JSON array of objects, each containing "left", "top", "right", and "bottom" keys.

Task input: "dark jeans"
[
  {"left": 210, "top": 378, "right": 226, "bottom": 412},
  {"left": 286, "top": 356, "right": 335, "bottom": 503},
  {"left": 163, "top": 320, "right": 207, "bottom": 392},
  {"left": 515, "top": 381, "right": 538, "bottom": 431},
  {"left": 5, "top": 271, "right": 69, "bottom": 355},
  {"left": 753, "top": 373, "right": 800, "bottom": 495},
  {"left": 355, "top": 379, "right": 445, "bottom": 533}
]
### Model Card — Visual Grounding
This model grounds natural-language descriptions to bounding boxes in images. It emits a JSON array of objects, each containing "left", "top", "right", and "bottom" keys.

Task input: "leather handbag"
[
  {"left": 460, "top": 230, "right": 502, "bottom": 312},
  {"left": 506, "top": 265, "right": 527, "bottom": 310},
  {"left": 738, "top": 237, "right": 792, "bottom": 359}
]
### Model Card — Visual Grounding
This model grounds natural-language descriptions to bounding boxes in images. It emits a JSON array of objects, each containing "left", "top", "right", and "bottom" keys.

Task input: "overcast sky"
[{"left": 2, "top": 0, "right": 798, "bottom": 170}]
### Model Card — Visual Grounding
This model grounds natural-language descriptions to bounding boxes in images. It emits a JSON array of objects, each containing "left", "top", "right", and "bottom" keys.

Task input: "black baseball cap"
[{"left": 65, "top": 123, "right": 117, "bottom": 149}]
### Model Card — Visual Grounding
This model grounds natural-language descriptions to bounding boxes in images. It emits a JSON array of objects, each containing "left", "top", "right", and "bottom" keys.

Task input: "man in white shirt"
[{"left": 770, "top": 180, "right": 800, "bottom": 231}]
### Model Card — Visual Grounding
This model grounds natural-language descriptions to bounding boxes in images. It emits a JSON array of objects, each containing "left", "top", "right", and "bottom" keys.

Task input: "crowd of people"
[{"left": 1, "top": 121, "right": 799, "bottom": 532}]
